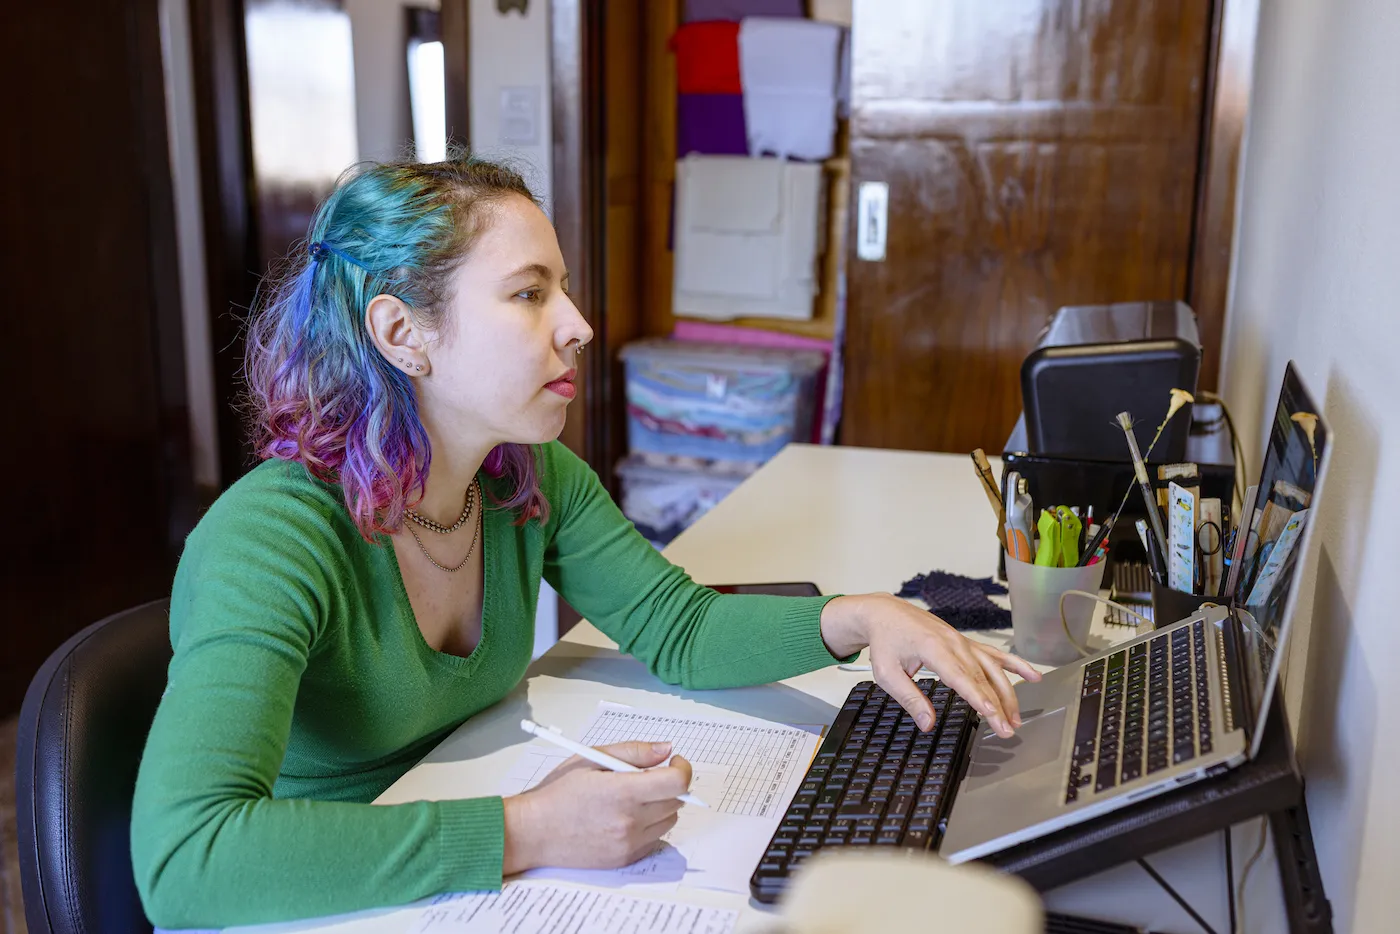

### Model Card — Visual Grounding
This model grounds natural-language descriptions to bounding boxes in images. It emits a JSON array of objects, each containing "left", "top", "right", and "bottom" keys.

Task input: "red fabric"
[{"left": 670, "top": 21, "right": 742, "bottom": 95}]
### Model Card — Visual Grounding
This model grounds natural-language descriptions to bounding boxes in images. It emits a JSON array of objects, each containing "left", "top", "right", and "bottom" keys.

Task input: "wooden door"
[
  {"left": 842, "top": 1, "right": 1213, "bottom": 454},
  {"left": 1, "top": 0, "right": 194, "bottom": 714}
]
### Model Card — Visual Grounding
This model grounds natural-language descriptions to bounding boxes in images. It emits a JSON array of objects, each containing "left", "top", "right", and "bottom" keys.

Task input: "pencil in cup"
[{"left": 519, "top": 719, "right": 709, "bottom": 808}]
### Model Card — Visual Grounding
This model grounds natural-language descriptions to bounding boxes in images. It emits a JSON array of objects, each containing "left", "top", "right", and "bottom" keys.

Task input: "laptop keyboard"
[
  {"left": 1067, "top": 619, "right": 1213, "bottom": 802},
  {"left": 750, "top": 679, "right": 976, "bottom": 902}
]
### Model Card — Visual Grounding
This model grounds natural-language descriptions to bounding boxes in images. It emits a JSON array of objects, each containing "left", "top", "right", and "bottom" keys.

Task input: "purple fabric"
[
  {"left": 683, "top": 0, "right": 803, "bottom": 22},
  {"left": 677, "top": 93, "right": 748, "bottom": 156}
]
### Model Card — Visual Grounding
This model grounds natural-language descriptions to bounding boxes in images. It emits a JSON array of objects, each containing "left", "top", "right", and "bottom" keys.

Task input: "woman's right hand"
[{"left": 502, "top": 741, "right": 693, "bottom": 875}]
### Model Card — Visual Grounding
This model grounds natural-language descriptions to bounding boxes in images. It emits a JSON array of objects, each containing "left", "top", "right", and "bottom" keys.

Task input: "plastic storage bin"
[
  {"left": 617, "top": 455, "right": 753, "bottom": 547},
  {"left": 619, "top": 339, "right": 826, "bottom": 465}
]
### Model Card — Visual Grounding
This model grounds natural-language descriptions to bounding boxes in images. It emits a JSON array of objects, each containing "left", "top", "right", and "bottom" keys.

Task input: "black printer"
[{"left": 1000, "top": 301, "right": 1235, "bottom": 585}]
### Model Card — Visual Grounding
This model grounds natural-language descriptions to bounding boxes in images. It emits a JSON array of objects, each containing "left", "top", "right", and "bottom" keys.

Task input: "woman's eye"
[{"left": 515, "top": 288, "right": 542, "bottom": 303}]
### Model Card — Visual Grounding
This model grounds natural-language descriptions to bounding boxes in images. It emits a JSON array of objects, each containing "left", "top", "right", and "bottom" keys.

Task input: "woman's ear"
[{"left": 366, "top": 294, "right": 431, "bottom": 376}]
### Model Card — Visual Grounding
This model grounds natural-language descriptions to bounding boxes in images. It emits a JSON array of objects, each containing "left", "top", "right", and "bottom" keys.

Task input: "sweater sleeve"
[
  {"left": 539, "top": 443, "right": 850, "bottom": 689},
  {"left": 130, "top": 489, "right": 503, "bottom": 930}
]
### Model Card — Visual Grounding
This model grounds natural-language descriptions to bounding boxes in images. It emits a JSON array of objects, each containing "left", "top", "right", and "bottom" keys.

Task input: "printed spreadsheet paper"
[
  {"left": 500, "top": 702, "right": 821, "bottom": 894},
  {"left": 411, "top": 882, "right": 737, "bottom": 934}
]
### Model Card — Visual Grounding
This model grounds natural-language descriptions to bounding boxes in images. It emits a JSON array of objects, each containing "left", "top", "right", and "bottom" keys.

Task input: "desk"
[{"left": 254, "top": 445, "right": 1293, "bottom": 934}]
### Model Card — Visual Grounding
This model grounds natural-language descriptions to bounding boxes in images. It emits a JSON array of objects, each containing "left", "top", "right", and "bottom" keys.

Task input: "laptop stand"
[{"left": 985, "top": 692, "right": 1333, "bottom": 933}]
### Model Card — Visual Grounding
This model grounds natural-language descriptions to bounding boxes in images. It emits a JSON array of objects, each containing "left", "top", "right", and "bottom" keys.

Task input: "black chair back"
[{"left": 15, "top": 599, "right": 172, "bottom": 934}]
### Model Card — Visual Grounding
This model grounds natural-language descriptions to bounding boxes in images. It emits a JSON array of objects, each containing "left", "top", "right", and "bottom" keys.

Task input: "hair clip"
[{"left": 308, "top": 240, "right": 369, "bottom": 271}]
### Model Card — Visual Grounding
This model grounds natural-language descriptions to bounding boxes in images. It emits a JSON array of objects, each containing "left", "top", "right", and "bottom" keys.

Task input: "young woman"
[{"left": 131, "top": 157, "right": 1038, "bottom": 928}]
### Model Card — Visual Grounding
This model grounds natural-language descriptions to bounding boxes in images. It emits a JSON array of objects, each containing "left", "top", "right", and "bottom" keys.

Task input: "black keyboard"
[
  {"left": 749, "top": 678, "right": 976, "bottom": 902},
  {"left": 1067, "top": 618, "right": 1213, "bottom": 803}
]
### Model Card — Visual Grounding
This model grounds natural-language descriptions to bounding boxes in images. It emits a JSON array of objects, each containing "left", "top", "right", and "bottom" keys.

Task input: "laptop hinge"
[{"left": 1220, "top": 610, "right": 1254, "bottom": 742}]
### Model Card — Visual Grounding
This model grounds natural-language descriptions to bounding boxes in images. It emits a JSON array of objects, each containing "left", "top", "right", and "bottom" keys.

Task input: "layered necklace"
[{"left": 404, "top": 477, "right": 482, "bottom": 572}]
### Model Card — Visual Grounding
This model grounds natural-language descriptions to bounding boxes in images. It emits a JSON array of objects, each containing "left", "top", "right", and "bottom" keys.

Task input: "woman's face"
[{"left": 419, "top": 194, "right": 593, "bottom": 446}]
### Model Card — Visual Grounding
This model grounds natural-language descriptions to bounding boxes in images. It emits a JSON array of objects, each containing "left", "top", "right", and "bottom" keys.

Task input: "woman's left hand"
[{"left": 820, "top": 593, "right": 1041, "bottom": 738}]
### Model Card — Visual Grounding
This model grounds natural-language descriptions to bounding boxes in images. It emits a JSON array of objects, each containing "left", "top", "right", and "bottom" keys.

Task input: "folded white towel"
[{"left": 673, "top": 155, "right": 823, "bottom": 320}]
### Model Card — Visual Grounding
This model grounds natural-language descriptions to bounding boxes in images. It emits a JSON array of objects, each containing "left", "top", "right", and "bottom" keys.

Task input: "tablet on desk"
[{"left": 708, "top": 582, "right": 822, "bottom": 597}]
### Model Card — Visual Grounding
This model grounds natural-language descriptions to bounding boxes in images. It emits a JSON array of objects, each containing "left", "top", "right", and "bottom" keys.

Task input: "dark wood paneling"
[
  {"left": 1187, "top": 0, "right": 1260, "bottom": 393},
  {"left": 640, "top": 0, "right": 681, "bottom": 342},
  {"left": 842, "top": 1, "right": 1213, "bottom": 454},
  {"left": 0, "top": 0, "right": 193, "bottom": 713},
  {"left": 601, "top": 0, "right": 646, "bottom": 485}
]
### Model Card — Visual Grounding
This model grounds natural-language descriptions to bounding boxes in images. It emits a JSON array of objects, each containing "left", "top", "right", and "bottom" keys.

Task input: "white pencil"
[{"left": 519, "top": 719, "right": 709, "bottom": 808}]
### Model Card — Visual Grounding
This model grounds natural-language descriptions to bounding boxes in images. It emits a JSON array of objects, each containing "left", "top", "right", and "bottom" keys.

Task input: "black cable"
[
  {"left": 1138, "top": 857, "right": 1219, "bottom": 934},
  {"left": 1225, "top": 826, "right": 1237, "bottom": 934}
]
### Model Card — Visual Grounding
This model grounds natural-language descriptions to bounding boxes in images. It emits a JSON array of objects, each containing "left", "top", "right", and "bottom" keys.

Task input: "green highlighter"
[
  {"left": 1056, "top": 506, "right": 1082, "bottom": 568},
  {"left": 1034, "top": 509, "right": 1061, "bottom": 567}
]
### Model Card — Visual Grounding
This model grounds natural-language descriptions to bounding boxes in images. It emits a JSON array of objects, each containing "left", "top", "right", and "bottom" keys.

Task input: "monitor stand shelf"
[{"left": 986, "top": 692, "right": 1332, "bottom": 934}]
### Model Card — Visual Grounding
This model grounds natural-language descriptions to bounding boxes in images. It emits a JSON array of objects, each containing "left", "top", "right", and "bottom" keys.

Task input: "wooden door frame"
[
  {"left": 549, "top": 0, "right": 609, "bottom": 473},
  {"left": 1187, "top": 0, "right": 1261, "bottom": 393},
  {"left": 188, "top": 0, "right": 260, "bottom": 488},
  {"left": 440, "top": 0, "right": 471, "bottom": 150}
]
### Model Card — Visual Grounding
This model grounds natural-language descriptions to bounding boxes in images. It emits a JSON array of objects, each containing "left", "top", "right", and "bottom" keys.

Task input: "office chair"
[{"left": 15, "top": 599, "right": 172, "bottom": 934}]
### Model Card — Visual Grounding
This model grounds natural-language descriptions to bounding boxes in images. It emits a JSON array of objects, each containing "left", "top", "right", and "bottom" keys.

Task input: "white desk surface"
[{"left": 265, "top": 444, "right": 1291, "bottom": 934}]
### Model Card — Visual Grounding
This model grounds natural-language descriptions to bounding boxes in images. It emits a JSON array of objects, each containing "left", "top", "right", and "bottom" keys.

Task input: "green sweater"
[{"left": 131, "top": 442, "right": 840, "bottom": 928}]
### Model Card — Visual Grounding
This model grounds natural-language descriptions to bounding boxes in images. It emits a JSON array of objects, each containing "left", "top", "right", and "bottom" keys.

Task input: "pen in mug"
[
  {"left": 519, "top": 719, "right": 709, "bottom": 808},
  {"left": 1077, "top": 518, "right": 1114, "bottom": 567}
]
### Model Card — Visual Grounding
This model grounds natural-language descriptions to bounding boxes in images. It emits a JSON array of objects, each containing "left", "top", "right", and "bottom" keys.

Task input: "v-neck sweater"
[{"left": 130, "top": 441, "right": 840, "bottom": 929}]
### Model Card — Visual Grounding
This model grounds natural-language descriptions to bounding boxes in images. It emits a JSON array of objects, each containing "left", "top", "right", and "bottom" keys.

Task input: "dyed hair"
[{"left": 245, "top": 156, "right": 549, "bottom": 540}]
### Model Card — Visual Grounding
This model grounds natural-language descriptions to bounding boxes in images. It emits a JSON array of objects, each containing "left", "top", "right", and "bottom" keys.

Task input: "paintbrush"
[
  {"left": 970, "top": 449, "right": 1007, "bottom": 548},
  {"left": 1117, "top": 411, "right": 1171, "bottom": 581},
  {"left": 1101, "top": 389, "right": 1194, "bottom": 533}
]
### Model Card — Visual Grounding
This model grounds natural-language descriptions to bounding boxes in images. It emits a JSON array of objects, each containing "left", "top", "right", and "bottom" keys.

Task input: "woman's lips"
[{"left": 545, "top": 369, "right": 577, "bottom": 399}]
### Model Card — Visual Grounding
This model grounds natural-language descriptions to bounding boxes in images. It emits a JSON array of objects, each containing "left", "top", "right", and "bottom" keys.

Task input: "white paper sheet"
[
  {"left": 501, "top": 703, "right": 820, "bottom": 894},
  {"left": 411, "top": 882, "right": 737, "bottom": 934}
]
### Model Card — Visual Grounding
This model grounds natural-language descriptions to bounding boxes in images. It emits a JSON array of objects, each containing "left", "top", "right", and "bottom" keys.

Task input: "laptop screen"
[{"left": 1230, "top": 362, "right": 1330, "bottom": 750}]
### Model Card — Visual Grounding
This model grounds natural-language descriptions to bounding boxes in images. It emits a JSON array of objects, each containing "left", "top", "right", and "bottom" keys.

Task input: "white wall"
[
  {"left": 343, "top": 0, "right": 424, "bottom": 162},
  {"left": 468, "top": 0, "right": 552, "bottom": 210},
  {"left": 1223, "top": 1, "right": 1400, "bottom": 930}
]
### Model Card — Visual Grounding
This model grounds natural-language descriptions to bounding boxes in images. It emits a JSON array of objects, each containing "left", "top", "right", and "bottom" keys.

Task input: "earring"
[{"left": 414, "top": 364, "right": 423, "bottom": 371}]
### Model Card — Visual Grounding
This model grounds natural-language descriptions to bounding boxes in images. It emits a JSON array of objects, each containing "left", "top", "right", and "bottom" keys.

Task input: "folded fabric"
[
  {"left": 671, "top": 21, "right": 741, "bottom": 95},
  {"left": 683, "top": 0, "right": 803, "bottom": 21},
  {"left": 672, "top": 155, "right": 824, "bottom": 320},
  {"left": 744, "top": 90, "right": 839, "bottom": 160},
  {"left": 678, "top": 93, "right": 748, "bottom": 156},
  {"left": 738, "top": 18, "right": 843, "bottom": 160},
  {"left": 897, "top": 571, "right": 1013, "bottom": 632},
  {"left": 739, "top": 17, "right": 843, "bottom": 96}
]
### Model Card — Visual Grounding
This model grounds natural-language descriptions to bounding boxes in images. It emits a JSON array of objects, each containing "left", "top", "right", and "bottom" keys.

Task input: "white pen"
[{"left": 519, "top": 719, "right": 709, "bottom": 808}]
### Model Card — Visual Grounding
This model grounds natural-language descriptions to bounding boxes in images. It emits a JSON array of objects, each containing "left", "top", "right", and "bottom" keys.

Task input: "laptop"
[{"left": 751, "top": 362, "right": 1330, "bottom": 899}]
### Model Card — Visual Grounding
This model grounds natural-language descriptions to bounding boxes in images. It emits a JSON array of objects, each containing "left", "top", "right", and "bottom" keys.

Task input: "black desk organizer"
[{"left": 984, "top": 691, "right": 1333, "bottom": 933}]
